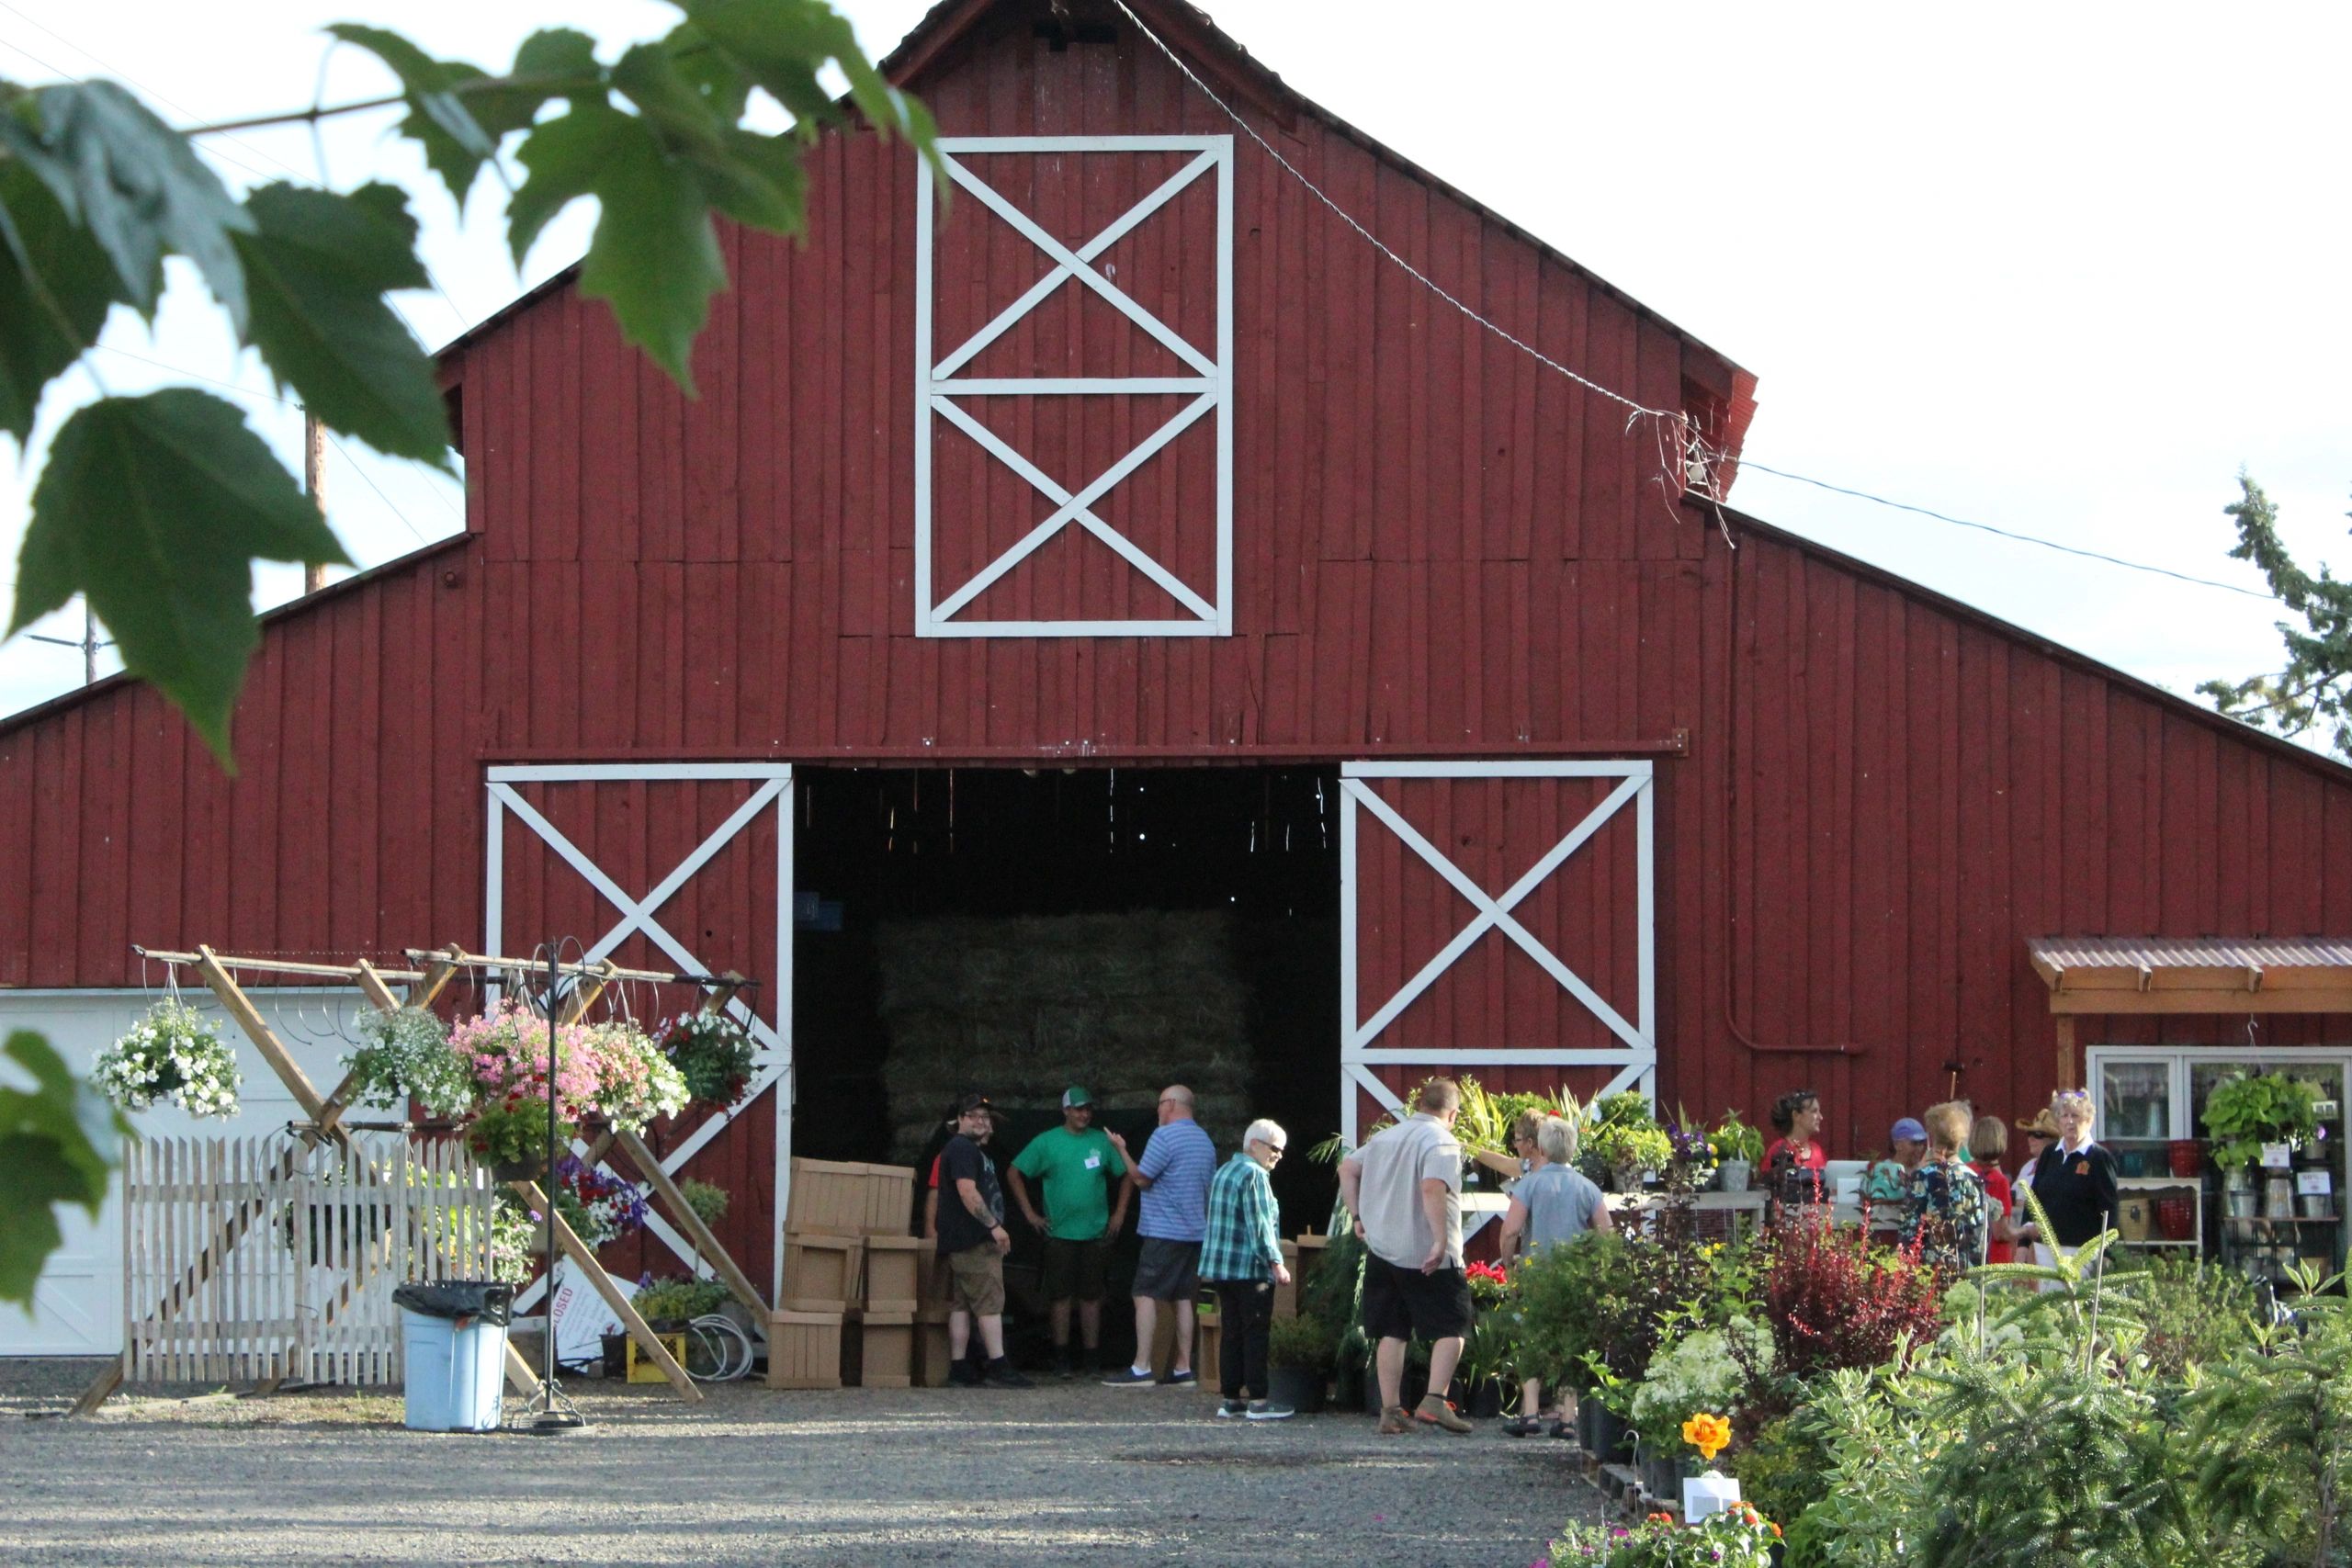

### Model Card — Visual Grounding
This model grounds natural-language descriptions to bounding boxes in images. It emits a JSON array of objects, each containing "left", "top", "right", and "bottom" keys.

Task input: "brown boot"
[
  {"left": 1376, "top": 1404, "right": 1414, "bottom": 1435},
  {"left": 1414, "top": 1393, "right": 1474, "bottom": 1434}
]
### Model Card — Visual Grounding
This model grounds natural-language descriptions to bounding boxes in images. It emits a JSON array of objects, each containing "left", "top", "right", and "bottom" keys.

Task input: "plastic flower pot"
[
  {"left": 1576, "top": 1397, "right": 1600, "bottom": 1453},
  {"left": 1268, "top": 1364, "right": 1327, "bottom": 1414},
  {"left": 1592, "top": 1405, "right": 1634, "bottom": 1462}
]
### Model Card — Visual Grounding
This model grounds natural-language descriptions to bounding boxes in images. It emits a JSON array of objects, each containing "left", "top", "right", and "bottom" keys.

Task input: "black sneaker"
[
  {"left": 1159, "top": 1369, "right": 1196, "bottom": 1387},
  {"left": 1245, "top": 1400, "right": 1295, "bottom": 1421},
  {"left": 1102, "top": 1366, "right": 1157, "bottom": 1387},
  {"left": 1215, "top": 1399, "right": 1248, "bottom": 1419},
  {"left": 982, "top": 1359, "right": 1034, "bottom": 1389},
  {"left": 946, "top": 1360, "right": 982, "bottom": 1388}
]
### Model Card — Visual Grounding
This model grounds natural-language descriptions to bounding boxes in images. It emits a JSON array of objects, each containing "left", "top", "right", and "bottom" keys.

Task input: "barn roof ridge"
[
  {"left": 428, "top": 0, "right": 1757, "bottom": 421},
  {"left": 1699, "top": 494, "right": 2352, "bottom": 788}
]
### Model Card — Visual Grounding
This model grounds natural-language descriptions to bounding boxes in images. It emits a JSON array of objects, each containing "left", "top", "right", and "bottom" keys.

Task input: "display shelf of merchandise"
[{"left": 2111, "top": 1175, "right": 2206, "bottom": 1254}]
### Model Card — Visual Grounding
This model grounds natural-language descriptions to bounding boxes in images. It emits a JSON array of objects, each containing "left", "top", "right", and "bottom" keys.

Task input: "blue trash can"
[{"left": 393, "top": 1280, "right": 514, "bottom": 1432}]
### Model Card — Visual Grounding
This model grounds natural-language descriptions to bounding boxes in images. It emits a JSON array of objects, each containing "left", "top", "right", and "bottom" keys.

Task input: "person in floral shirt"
[{"left": 1902, "top": 1100, "right": 1988, "bottom": 1278}]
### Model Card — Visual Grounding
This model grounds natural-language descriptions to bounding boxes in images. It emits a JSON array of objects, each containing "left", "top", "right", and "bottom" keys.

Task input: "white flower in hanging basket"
[{"left": 93, "top": 998, "right": 243, "bottom": 1118}]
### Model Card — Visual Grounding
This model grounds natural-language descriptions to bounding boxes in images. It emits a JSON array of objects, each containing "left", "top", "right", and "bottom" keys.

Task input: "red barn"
[{"left": 5, "top": 0, "right": 2349, "bottom": 1353}]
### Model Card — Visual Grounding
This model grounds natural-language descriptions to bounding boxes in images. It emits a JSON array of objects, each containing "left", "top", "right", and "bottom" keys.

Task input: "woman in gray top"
[{"left": 1498, "top": 1113, "right": 1611, "bottom": 1437}]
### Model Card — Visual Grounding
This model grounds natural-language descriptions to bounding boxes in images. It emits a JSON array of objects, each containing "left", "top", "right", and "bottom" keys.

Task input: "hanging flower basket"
[
  {"left": 92, "top": 998, "right": 242, "bottom": 1118},
  {"left": 659, "top": 1011, "right": 758, "bottom": 1109}
]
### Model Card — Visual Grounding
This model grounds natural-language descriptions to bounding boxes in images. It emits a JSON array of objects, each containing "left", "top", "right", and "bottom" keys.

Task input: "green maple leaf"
[{"left": 11, "top": 389, "right": 348, "bottom": 766}]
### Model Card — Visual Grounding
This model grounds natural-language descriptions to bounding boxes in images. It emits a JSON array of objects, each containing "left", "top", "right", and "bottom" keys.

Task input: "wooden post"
[
  {"left": 2054, "top": 1015, "right": 2078, "bottom": 1091},
  {"left": 613, "top": 1127, "right": 769, "bottom": 1317},
  {"left": 511, "top": 1178, "right": 703, "bottom": 1401},
  {"left": 303, "top": 409, "right": 327, "bottom": 594}
]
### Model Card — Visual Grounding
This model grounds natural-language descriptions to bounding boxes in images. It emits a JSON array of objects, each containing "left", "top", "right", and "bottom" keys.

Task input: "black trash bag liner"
[{"left": 392, "top": 1280, "right": 516, "bottom": 1325}]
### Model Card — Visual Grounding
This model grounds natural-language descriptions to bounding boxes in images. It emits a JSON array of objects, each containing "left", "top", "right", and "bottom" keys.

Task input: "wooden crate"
[
  {"left": 914, "top": 1304, "right": 954, "bottom": 1388},
  {"left": 857, "top": 1311, "right": 914, "bottom": 1388},
  {"left": 861, "top": 1163, "right": 916, "bottom": 1236},
  {"left": 786, "top": 1157, "right": 871, "bottom": 1237},
  {"left": 782, "top": 1232, "right": 865, "bottom": 1312},
  {"left": 767, "top": 1311, "right": 843, "bottom": 1389},
  {"left": 1194, "top": 1308, "right": 1222, "bottom": 1392},
  {"left": 1272, "top": 1240, "right": 1300, "bottom": 1319},
  {"left": 864, "top": 1235, "right": 924, "bottom": 1314}
]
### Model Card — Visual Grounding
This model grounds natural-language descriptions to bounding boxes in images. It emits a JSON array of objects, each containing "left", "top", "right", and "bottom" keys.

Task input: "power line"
[
  {"left": 0, "top": 1, "right": 472, "bottom": 333},
  {"left": 324, "top": 433, "right": 434, "bottom": 547},
  {"left": 1736, "top": 462, "right": 2278, "bottom": 601},
  {"left": 1108, "top": 0, "right": 2280, "bottom": 606}
]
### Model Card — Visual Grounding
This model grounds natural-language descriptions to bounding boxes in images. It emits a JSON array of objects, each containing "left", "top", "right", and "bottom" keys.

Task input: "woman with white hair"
[
  {"left": 1497, "top": 1113, "right": 1611, "bottom": 1438},
  {"left": 2024, "top": 1089, "right": 2118, "bottom": 1289},
  {"left": 1198, "top": 1118, "right": 1295, "bottom": 1420}
]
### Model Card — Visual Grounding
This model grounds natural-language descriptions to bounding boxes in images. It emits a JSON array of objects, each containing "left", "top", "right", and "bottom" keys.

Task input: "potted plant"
[
  {"left": 1453, "top": 1260, "right": 1516, "bottom": 1416},
  {"left": 91, "top": 998, "right": 243, "bottom": 1118},
  {"left": 1713, "top": 1110, "right": 1764, "bottom": 1192},
  {"left": 1586, "top": 1092, "right": 1673, "bottom": 1193},
  {"left": 468, "top": 1097, "right": 577, "bottom": 1182},
  {"left": 339, "top": 1006, "right": 471, "bottom": 1118},
  {"left": 657, "top": 1010, "right": 759, "bottom": 1110},
  {"left": 2202, "top": 1072, "right": 2321, "bottom": 1194},
  {"left": 1266, "top": 1314, "right": 1333, "bottom": 1414}
]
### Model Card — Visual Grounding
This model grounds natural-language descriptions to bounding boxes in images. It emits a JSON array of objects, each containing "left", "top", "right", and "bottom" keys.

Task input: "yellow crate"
[{"left": 625, "top": 1332, "right": 688, "bottom": 1383}]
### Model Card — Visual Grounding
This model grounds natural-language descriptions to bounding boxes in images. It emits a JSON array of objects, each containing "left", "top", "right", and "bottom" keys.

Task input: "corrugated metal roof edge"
[
  {"left": 1698, "top": 495, "right": 2352, "bottom": 792},
  {"left": 2027, "top": 936, "right": 2352, "bottom": 968}
]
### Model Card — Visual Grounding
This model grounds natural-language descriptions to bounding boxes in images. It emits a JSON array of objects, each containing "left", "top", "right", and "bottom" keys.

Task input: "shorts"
[
  {"left": 1040, "top": 1235, "right": 1110, "bottom": 1303},
  {"left": 1361, "top": 1255, "right": 1474, "bottom": 1342},
  {"left": 944, "top": 1244, "right": 1006, "bottom": 1316},
  {"left": 1130, "top": 1237, "right": 1201, "bottom": 1302}
]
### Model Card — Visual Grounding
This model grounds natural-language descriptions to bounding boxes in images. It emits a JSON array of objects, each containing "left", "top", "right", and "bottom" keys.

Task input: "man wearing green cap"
[{"left": 1010, "top": 1086, "right": 1132, "bottom": 1378}]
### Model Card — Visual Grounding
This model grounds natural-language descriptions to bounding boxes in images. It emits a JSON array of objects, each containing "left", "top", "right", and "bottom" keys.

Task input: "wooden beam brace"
[
  {"left": 2054, "top": 1016, "right": 2078, "bottom": 1091},
  {"left": 611, "top": 1127, "right": 769, "bottom": 1318},
  {"left": 409, "top": 944, "right": 465, "bottom": 1010},
  {"left": 196, "top": 945, "right": 329, "bottom": 1123},
  {"left": 556, "top": 961, "right": 619, "bottom": 1026},
  {"left": 509, "top": 1178, "right": 702, "bottom": 1401},
  {"left": 2048, "top": 988, "right": 2352, "bottom": 1016}
]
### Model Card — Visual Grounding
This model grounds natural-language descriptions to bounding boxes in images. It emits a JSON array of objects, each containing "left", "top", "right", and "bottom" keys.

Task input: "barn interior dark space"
[{"left": 791, "top": 764, "right": 1342, "bottom": 1358}]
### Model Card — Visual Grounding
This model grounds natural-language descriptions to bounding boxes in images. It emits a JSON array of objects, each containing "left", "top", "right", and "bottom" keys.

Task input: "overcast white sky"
[{"left": 2, "top": 1, "right": 2346, "bottom": 743}]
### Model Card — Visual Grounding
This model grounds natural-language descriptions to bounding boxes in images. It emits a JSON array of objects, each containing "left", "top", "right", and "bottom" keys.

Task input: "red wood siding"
[{"left": 1, "top": 6, "right": 2348, "bottom": 1182}]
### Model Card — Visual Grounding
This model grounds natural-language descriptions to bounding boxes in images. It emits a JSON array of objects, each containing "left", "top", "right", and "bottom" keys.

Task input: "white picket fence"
[{"left": 122, "top": 1134, "right": 497, "bottom": 1386}]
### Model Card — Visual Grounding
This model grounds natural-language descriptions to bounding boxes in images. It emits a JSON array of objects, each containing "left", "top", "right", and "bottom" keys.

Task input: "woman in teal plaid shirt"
[{"left": 1200, "top": 1119, "right": 1296, "bottom": 1420}]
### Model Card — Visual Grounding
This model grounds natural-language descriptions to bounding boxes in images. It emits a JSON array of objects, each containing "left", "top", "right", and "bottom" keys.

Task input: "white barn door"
[
  {"left": 485, "top": 763, "right": 794, "bottom": 1298},
  {"left": 1338, "top": 761, "right": 1656, "bottom": 1142}
]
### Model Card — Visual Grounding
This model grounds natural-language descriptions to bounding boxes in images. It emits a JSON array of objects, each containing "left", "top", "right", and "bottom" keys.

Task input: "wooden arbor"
[
  {"left": 2030, "top": 936, "right": 2352, "bottom": 1088},
  {"left": 74, "top": 942, "right": 771, "bottom": 1416}
]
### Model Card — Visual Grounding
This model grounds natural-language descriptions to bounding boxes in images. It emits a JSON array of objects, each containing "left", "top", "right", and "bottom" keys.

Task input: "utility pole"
[
  {"left": 303, "top": 409, "right": 328, "bottom": 593},
  {"left": 26, "top": 599, "right": 108, "bottom": 685}
]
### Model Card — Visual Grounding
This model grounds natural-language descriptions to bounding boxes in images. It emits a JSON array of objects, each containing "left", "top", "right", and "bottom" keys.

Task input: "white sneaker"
[{"left": 1246, "top": 1401, "right": 1295, "bottom": 1421}]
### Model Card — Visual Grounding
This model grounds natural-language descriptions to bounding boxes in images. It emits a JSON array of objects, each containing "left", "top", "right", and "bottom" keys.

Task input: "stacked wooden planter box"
[{"left": 770, "top": 1157, "right": 921, "bottom": 1389}]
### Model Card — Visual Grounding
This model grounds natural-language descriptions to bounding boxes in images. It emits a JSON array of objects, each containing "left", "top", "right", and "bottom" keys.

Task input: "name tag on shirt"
[{"left": 1083, "top": 1155, "right": 1102, "bottom": 1170}]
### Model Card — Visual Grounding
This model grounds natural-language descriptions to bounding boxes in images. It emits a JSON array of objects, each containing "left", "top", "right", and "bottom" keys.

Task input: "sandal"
[
  {"left": 1546, "top": 1417, "right": 1574, "bottom": 1439},
  {"left": 1501, "top": 1416, "right": 1539, "bottom": 1438}
]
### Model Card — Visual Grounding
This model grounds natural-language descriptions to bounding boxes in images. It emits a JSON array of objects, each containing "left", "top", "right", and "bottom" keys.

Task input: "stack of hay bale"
[{"left": 876, "top": 910, "right": 1253, "bottom": 1155}]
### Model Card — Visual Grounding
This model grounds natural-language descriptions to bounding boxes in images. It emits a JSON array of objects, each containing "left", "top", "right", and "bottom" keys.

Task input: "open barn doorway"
[{"left": 791, "top": 765, "right": 1340, "bottom": 1363}]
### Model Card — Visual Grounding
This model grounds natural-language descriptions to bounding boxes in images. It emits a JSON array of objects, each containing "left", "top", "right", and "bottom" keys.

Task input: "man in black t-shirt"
[{"left": 936, "top": 1093, "right": 1031, "bottom": 1388}]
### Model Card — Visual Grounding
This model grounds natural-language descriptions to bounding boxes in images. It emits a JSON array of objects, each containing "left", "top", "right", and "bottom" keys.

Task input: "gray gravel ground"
[{"left": 0, "top": 1359, "right": 1602, "bottom": 1566}]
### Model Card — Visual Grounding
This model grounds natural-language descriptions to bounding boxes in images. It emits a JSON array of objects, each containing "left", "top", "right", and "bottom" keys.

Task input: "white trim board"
[
  {"left": 484, "top": 764, "right": 796, "bottom": 1303},
  {"left": 1337, "top": 761, "right": 1657, "bottom": 1143},
  {"left": 914, "top": 134, "right": 1235, "bottom": 637}
]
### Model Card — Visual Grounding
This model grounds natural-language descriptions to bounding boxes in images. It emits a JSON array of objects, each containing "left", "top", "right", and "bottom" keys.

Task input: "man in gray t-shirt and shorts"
[{"left": 1340, "top": 1077, "right": 1474, "bottom": 1435}]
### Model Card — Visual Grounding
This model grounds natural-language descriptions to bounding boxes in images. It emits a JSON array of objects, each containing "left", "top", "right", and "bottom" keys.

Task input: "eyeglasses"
[{"left": 1257, "top": 1140, "right": 1285, "bottom": 1157}]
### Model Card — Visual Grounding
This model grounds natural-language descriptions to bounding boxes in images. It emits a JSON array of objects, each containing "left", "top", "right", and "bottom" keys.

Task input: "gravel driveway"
[{"left": 1, "top": 1360, "right": 1599, "bottom": 1566}]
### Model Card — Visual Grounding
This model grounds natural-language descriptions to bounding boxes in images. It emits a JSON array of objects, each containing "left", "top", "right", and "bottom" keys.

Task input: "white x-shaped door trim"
[
  {"left": 915, "top": 134, "right": 1234, "bottom": 637},
  {"left": 1338, "top": 761, "right": 1657, "bottom": 1143},
  {"left": 485, "top": 763, "right": 796, "bottom": 1301}
]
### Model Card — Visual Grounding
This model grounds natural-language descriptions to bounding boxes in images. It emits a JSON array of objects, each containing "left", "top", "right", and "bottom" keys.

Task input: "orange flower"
[
  {"left": 1771, "top": 1523, "right": 1784, "bottom": 1538},
  {"left": 1681, "top": 1411, "right": 1732, "bottom": 1463}
]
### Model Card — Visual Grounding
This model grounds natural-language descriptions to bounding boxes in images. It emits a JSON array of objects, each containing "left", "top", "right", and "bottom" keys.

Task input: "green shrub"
[
  {"left": 2137, "top": 1255, "right": 2262, "bottom": 1378},
  {"left": 1731, "top": 1413, "right": 1829, "bottom": 1547},
  {"left": 631, "top": 1275, "right": 729, "bottom": 1323},
  {"left": 679, "top": 1179, "right": 729, "bottom": 1232},
  {"left": 1267, "top": 1312, "right": 1335, "bottom": 1372}
]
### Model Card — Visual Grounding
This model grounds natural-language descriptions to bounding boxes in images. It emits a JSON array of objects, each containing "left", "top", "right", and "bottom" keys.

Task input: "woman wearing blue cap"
[{"left": 1865, "top": 1116, "right": 1930, "bottom": 1245}]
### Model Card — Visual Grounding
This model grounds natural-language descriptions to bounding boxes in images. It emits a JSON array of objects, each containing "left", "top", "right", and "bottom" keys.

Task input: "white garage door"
[{"left": 0, "top": 988, "right": 360, "bottom": 1357}]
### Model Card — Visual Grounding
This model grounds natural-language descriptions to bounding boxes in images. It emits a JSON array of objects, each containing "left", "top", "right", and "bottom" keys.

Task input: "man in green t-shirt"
[{"left": 1009, "top": 1086, "right": 1133, "bottom": 1378}]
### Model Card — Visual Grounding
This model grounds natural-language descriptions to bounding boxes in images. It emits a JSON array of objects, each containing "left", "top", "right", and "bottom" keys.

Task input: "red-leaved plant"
[{"left": 1762, "top": 1214, "right": 1942, "bottom": 1382}]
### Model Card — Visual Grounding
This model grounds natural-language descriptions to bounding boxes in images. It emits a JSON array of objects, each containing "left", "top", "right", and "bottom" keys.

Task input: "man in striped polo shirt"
[{"left": 1102, "top": 1084, "right": 1216, "bottom": 1386}]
